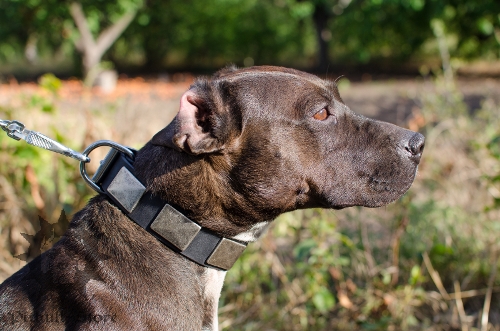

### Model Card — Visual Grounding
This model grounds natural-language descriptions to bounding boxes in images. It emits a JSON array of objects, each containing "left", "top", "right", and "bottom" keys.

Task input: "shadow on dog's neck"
[{"left": 132, "top": 142, "right": 270, "bottom": 240}]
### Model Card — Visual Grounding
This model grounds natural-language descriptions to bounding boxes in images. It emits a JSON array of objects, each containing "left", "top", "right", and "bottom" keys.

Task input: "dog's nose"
[{"left": 406, "top": 132, "right": 425, "bottom": 158}]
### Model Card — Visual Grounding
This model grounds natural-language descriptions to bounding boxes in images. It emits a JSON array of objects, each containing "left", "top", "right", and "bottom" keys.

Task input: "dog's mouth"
[
  {"left": 363, "top": 166, "right": 418, "bottom": 207},
  {"left": 324, "top": 165, "right": 419, "bottom": 210},
  {"left": 367, "top": 172, "right": 416, "bottom": 193},
  {"left": 368, "top": 176, "right": 393, "bottom": 192}
]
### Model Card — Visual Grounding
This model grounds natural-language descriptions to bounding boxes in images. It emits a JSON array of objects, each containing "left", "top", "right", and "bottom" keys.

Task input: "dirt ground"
[{"left": 339, "top": 77, "right": 500, "bottom": 125}]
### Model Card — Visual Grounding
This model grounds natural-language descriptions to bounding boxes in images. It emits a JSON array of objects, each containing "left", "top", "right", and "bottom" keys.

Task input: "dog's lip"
[
  {"left": 324, "top": 171, "right": 417, "bottom": 209},
  {"left": 368, "top": 174, "right": 415, "bottom": 193},
  {"left": 326, "top": 198, "right": 389, "bottom": 210},
  {"left": 327, "top": 193, "right": 405, "bottom": 209},
  {"left": 368, "top": 177, "right": 392, "bottom": 192}
]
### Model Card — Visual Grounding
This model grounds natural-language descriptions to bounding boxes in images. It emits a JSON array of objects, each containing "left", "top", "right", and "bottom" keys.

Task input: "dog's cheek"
[
  {"left": 229, "top": 145, "right": 303, "bottom": 213},
  {"left": 188, "top": 136, "right": 225, "bottom": 154},
  {"left": 211, "top": 108, "right": 242, "bottom": 147},
  {"left": 232, "top": 158, "right": 297, "bottom": 210}
]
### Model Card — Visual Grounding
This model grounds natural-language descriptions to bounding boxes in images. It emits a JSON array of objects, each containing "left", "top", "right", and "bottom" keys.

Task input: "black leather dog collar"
[{"left": 91, "top": 148, "right": 246, "bottom": 271}]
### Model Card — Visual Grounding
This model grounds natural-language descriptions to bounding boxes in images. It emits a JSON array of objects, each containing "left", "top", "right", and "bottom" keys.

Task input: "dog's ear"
[
  {"left": 152, "top": 89, "right": 233, "bottom": 155},
  {"left": 212, "top": 64, "right": 238, "bottom": 78}
]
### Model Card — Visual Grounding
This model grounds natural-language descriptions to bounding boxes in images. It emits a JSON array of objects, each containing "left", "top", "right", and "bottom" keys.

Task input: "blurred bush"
[
  {"left": 0, "top": 0, "right": 499, "bottom": 75},
  {"left": 0, "top": 74, "right": 92, "bottom": 279}
]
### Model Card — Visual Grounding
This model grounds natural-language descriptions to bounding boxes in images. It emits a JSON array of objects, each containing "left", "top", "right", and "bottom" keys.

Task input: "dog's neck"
[
  {"left": 132, "top": 143, "right": 272, "bottom": 329},
  {"left": 133, "top": 143, "right": 272, "bottom": 242}
]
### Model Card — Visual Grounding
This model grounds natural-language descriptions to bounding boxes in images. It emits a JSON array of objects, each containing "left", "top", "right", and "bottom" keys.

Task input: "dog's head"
[{"left": 139, "top": 66, "right": 423, "bottom": 235}]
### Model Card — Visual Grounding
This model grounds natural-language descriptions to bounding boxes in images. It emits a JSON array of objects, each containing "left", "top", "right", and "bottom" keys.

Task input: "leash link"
[
  {"left": 0, "top": 119, "right": 90, "bottom": 162},
  {"left": 1, "top": 119, "right": 25, "bottom": 141},
  {"left": 1, "top": 118, "right": 136, "bottom": 195}
]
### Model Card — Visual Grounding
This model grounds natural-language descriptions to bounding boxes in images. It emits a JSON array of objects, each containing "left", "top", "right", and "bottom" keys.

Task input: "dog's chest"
[
  {"left": 232, "top": 221, "right": 270, "bottom": 242},
  {"left": 201, "top": 268, "right": 226, "bottom": 331}
]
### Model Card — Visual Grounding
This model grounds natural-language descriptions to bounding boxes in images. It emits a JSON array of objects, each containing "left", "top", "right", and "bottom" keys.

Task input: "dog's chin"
[
  {"left": 326, "top": 172, "right": 417, "bottom": 210},
  {"left": 364, "top": 173, "right": 417, "bottom": 207},
  {"left": 328, "top": 192, "right": 406, "bottom": 210}
]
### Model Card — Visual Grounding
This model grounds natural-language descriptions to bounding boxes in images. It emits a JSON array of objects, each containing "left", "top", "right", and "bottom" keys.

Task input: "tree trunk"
[
  {"left": 69, "top": 2, "right": 137, "bottom": 85},
  {"left": 312, "top": 4, "right": 331, "bottom": 73}
]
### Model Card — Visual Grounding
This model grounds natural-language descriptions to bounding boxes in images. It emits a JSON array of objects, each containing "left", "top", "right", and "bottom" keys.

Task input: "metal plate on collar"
[
  {"left": 206, "top": 238, "right": 246, "bottom": 270},
  {"left": 107, "top": 167, "right": 146, "bottom": 213},
  {"left": 92, "top": 148, "right": 120, "bottom": 183},
  {"left": 150, "top": 204, "right": 201, "bottom": 251}
]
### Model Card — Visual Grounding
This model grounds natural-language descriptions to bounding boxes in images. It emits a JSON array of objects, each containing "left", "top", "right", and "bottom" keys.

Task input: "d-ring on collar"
[{"left": 81, "top": 143, "right": 247, "bottom": 271}]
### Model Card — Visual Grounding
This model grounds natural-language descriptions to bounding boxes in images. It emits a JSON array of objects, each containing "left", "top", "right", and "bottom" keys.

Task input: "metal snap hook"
[{"left": 79, "top": 140, "right": 135, "bottom": 194}]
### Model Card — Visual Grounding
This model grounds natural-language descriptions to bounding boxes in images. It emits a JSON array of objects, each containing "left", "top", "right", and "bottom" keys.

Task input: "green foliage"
[
  {"left": 0, "top": 0, "right": 70, "bottom": 61},
  {"left": 0, "top": 75, "right": 91, "bottom": 239},
  {"left": 486, "top": 124, "right": 500, "bottom": 210},
  {"left": 312, "top": 287, "right": 336, "bottom": 312},
  {"left": 326, "top": 0, "right": 500, "bottom": 64},
  {"left": 38, "top": 73, "right": 62, "bottom": 95},
  {"left": 1, "top": 0, "right": 499, "bottom": 73},
  {"left": 75, "top": 0, "right": 143, "bottom": 36},
  {"left": 119, "top": 0, "right": 317, "bottom": 69}
]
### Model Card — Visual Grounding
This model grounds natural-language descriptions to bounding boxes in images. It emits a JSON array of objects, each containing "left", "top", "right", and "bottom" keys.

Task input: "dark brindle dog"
[{"left": 0, "top": 66, "right": 424, "bottom": 330}]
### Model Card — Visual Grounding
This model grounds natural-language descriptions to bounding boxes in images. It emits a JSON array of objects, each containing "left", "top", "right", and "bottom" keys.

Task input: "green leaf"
[
  {"left": 41, "top": 104, "right": 54, "bottom": 113},
  {"left": 430, "top": 243, "right": 454, "bottom": 256},
  {"left": 409, "top": 265, "right": 422, "bottom": 285},
  {"left": 294, "top": 239, "right": 316, "bottom": 260},
  {"left": 38, "top": 73, "right": 62, "bottom": 94},
  {"left": 137, "top": 13, "right": 150, "bottom": 26},
  {"left": 14, "top": 146, "right": 40, "bottom": 159},
  {"left": 409, "top": 0, "right": 424, "bottom": 11},
  {"left": 289, "top": 2, "right": 313, "bottom": 19},
  {"left": 477, "top": 17, "right": 494, "bottom": 35},
  {"left": 487, "top": 135, "right": 500, "bottom": 158},
  {"left": 312, "top": 287, "right": 335, "bottom": 313}
]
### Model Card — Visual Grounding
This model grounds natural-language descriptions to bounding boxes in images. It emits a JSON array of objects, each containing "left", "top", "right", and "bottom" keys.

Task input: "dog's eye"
[{"left": 313, "top": 108, "right": 329, "bottom": 121}]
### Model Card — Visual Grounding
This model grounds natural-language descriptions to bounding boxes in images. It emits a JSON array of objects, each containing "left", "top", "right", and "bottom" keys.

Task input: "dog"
[{"left": 0, "top": 66, "right": 424, "bottom": 330}]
